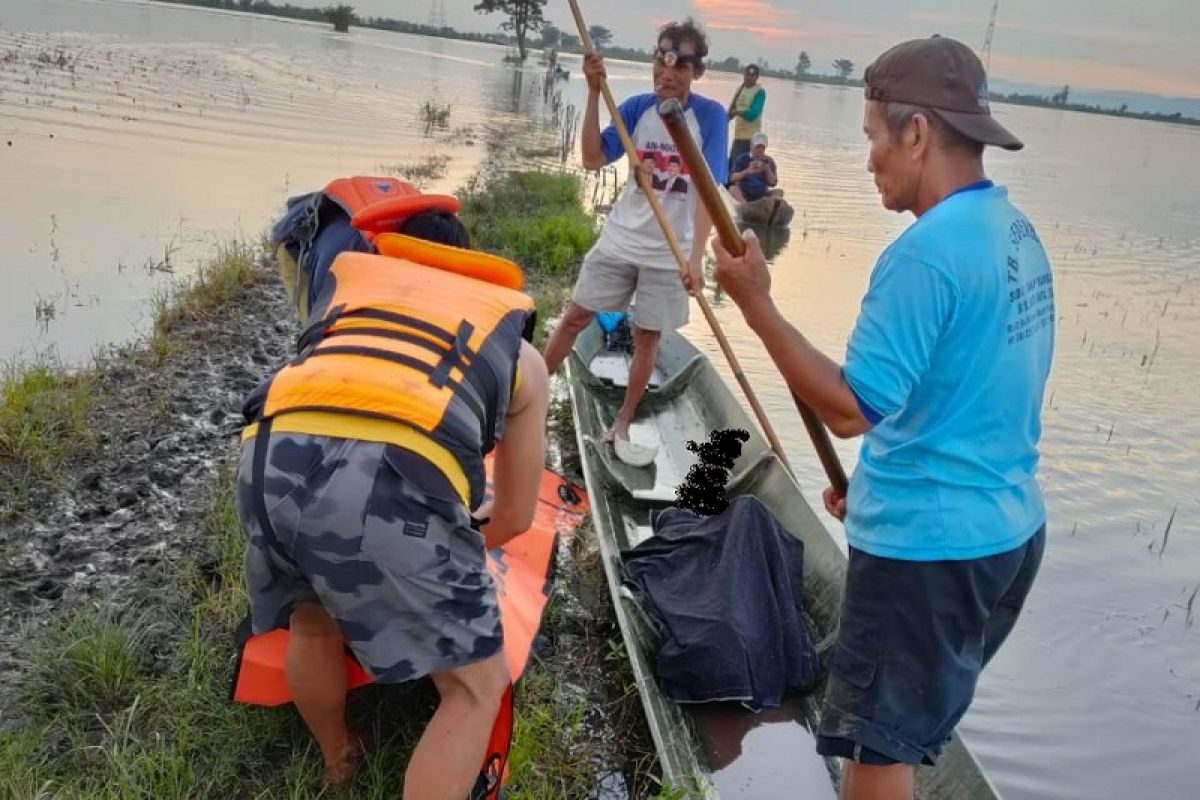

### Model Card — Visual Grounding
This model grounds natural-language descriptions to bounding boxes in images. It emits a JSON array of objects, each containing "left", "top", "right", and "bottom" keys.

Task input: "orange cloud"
[
  {"left": 691, "top": 0, "right": 803, "bottom": 42},
  {"left": 707, "top": 21, "right": 796, "bottom": 40}
]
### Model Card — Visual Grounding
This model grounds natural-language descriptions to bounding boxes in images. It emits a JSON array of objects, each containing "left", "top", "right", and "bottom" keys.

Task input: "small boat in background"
[{"left": 736, "top": 194, "right": 794, "bottom": 228}]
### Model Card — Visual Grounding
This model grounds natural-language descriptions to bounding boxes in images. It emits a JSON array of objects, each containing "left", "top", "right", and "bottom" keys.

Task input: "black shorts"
[{"left": 816, "top": 526, "right": 1045, "bottom": 766}]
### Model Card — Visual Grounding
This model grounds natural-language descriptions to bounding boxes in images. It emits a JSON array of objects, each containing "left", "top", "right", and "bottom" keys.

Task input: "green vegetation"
[
  {"left": 324, "top": 4, "right": 357, "bottom": 33},
  {"left": 418, "top": 100, "right": 452, "bottom": 132},
  {"left": 473, "top": 0, "right": 546, "bottom": 63},
  {"left": 796, "top": 50, "right": 812, "bottom": 76},
  {"left": 382, "top": 154, "right": 450, "bottom": 187},
  {"left": 150, "top": 240, "right": 259, "bottom": 363},
  {"left": 0, "top": 357, "right": 94, "bottom": 516},
  {"left": 458, "top": 170, "right": 597, "bottom": 349},
  {"left": 831, "top": 58, "right": 855, "bottom": 80},
  {"left": 458, "top": 171, "right": 597, "bottom": 278}
]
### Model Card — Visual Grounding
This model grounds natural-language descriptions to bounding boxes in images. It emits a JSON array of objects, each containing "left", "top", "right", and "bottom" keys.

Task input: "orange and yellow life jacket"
[{"left": 246, "top": 241, "right": 535, "bottom": 509}]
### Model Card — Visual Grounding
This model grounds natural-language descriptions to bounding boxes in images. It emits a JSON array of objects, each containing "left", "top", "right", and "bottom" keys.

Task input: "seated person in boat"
[
  {"left": 712, "top": 36, "right": 1050, "bottom": 800},
  {"left": 542, "top": 17, "right": 727, "bottom": 446},
  {"left": 241, "top": 188, "right": 550, "bottom": 794},
  {"left": 729, "top": 131, "right": 781, "bottom": 203}
]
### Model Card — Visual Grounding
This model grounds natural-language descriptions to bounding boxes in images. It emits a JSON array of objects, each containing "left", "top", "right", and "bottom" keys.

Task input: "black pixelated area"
[{"left": 673, "top": 428, "right": 751, "bottom": 516}]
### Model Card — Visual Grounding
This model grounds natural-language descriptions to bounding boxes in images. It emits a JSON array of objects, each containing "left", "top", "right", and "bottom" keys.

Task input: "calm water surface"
[{"left": 3, "top": 2, "right": 1198, "bottom": 798}]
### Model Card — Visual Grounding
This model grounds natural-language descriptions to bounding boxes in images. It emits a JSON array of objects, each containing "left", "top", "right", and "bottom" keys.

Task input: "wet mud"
[{"left": 0, "top": 263, "right": 295, "bottom": 705}]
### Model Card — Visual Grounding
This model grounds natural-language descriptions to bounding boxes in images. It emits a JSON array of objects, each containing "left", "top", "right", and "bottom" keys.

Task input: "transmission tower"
[
  {"left": 428, "top": 0, "right": 447, "bottom": 30},
  {"left": 981, "top": 0, "right": 999, "bottom": 70}
]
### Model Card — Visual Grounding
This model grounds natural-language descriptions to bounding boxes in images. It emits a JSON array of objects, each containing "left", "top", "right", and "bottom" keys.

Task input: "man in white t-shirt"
[{"left": 542, "top": 18, "right": 728, "bottom": 445}]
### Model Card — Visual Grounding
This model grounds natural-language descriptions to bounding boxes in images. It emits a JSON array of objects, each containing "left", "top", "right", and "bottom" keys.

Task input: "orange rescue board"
[{"left": 230, "top": 461, "right": 588, "bottom": 706}]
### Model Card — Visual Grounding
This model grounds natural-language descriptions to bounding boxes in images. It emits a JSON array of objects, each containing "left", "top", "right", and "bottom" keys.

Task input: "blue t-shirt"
[
  {"left": 842, "top": 182, "right": 1055, "bottom": 561},
  {"left": 731, "top": 152, "right": 776, "bottom": 201},
  {"left": 595, "top": 92, "right": 728, "bottom": 270}
]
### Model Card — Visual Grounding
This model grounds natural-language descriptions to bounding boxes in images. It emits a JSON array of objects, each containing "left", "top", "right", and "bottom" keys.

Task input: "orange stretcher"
[{"left": 230, "top": 461, "right": 589, "bottom": 798}]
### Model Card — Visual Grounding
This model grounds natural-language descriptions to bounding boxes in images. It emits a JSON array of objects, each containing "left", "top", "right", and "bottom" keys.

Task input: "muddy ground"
[
  {"left": 0, "top": 262, "right": 296, "bottom": 706},
  {"left": 0, "top": 256, "right": 661, "bottom": 796}
]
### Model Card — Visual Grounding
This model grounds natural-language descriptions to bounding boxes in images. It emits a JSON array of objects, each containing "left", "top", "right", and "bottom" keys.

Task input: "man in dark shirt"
[{"left": 729, "top": 131, "right": 781, "bottom": 203}]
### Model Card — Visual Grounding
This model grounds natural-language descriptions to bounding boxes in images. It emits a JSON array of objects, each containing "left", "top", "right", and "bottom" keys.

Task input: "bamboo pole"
[{"left": 658, "top": 98, "right": 848, "bottom": 495}]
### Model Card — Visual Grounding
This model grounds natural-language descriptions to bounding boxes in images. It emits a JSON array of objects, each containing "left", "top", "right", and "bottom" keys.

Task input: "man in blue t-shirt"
[
  {"left": 713, "top": 37, "right": 1052, "bottom": 798},
  {"left": 729, "top": 131, "right": 781, "bottom": 203},
  {"left": 543, "top": 18, "right": 727, "bottom": 446}
]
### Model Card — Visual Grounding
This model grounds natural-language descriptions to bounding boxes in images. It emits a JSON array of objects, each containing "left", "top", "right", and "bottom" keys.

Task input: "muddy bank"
[
  {"left": 0, "top": 247, "right": 660, "bottom": 796},
  {"left": 0, "top": 257, "right": 295, "bottom": 706}
]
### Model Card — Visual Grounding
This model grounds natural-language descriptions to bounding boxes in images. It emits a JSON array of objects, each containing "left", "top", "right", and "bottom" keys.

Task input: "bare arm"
[
  {"left": 580, "top": 53, "right": 607, "bottom": 170},
  {"left": 681, "top": 197, "right": 711, "bottom": 294},
  {"left": 477, "top": 341, "right": 549, "bottom": 548},
  {"left": 690, "top": 199, "right": 712, "bottom": 264}
]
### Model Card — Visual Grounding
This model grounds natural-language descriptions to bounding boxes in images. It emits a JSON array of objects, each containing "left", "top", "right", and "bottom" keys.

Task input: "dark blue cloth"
[
  {"left": 620, "top": 496, "right": 818, "bottom": 710},
  {"left": 732, "top": 153, "right": 776, "bottom": 201}
]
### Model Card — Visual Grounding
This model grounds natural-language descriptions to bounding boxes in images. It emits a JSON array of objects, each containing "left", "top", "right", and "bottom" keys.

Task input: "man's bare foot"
[{"left": 322, "top": 732, "right": 370, "bottom": 790}]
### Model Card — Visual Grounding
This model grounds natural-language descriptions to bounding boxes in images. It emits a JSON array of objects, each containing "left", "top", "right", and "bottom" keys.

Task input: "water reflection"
[
  {"left": 692, "top": 698, "right": 836, "bottom": 799},
  {"left": 742, "top": 222, "right": 793, "bottom": 261}
]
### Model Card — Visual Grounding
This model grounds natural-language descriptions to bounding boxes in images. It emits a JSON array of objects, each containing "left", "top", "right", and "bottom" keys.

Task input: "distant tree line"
[{"left": 147, "top": 0, "right": 1200, "bottom": 127}]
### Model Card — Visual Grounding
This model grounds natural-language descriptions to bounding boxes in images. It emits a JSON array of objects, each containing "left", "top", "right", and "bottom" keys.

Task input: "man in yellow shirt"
[{"left": 727, "top": 63, "right": 766, "bottom": 176}]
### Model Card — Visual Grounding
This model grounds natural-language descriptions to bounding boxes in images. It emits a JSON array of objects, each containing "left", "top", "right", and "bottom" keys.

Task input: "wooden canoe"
[
  {"left": 736, "top": 195, "right": 795, "bottom": 228},
  {"left": 565, "top": 324, "right": 999, "bottom": 799}
]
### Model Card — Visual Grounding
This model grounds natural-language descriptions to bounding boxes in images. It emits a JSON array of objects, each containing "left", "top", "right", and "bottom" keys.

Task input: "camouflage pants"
[{"left": 235, "top": 432, "right": 503, "bottom": 683}]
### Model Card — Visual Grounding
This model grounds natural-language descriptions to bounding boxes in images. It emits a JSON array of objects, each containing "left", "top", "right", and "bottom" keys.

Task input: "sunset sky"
[{"left": 364, "top": 0, "right": 1200, "bottom": 98}]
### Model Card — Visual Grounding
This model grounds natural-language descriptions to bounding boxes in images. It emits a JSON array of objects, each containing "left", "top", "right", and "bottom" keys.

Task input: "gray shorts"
[
  {"left": 235, "top": 432, "right": 502, "bottom": 683},
  {"left": 571, "top": 246, "right": 689, "bottom": 331}
]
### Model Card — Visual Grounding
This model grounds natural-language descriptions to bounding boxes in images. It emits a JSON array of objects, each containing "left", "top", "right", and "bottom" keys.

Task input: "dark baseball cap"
[
  {"left": 744, "top": 64, "right": 759, "bottom": 75},
  {"left": 864, "top": 36, "right": 1023, "bottom": 151}
]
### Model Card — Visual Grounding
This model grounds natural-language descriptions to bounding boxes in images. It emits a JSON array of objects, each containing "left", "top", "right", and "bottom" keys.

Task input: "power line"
[
  {"left": 981, "top": 0, "right": 1000, "bottom": 70},
  {"left": 427, "top": 0, "right": 446, "bottom": 30}
]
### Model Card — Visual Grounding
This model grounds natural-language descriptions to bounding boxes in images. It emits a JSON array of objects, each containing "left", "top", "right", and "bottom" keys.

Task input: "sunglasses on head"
[{"left": 654, "top": 47, "right": 702, "bottom": 69}]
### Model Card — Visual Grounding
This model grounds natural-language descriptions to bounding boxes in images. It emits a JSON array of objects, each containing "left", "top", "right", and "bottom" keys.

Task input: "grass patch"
[
  {"left": 381, "top": 154, "right": 450, "bottom": 188},
  {"left": 150, "top": 241, "right": 260, "bottom": 362},
  {"left": 418, "top": 100, "right": 451, "bottom": 131},
  {"left": 458, "top": 171, "right": 598, "bottom": 278},
  {"left": 0, "top": 357, "right": 95, "bottom": 515}
]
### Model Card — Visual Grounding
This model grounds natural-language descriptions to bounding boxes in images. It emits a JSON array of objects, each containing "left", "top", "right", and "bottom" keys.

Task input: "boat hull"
[
  {"left": 736, "top": 195, "right": 794, "bottom": 228},
  {"left": 566, "top": 324, "right": 999, "bottom": 799}
]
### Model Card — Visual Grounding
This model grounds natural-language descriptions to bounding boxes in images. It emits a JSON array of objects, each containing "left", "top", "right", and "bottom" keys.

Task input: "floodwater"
[{"left": 3, "top": 2, "right": 1199, "bottom": 798}]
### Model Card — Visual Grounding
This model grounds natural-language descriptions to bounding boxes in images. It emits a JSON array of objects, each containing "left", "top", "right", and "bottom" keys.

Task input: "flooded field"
[{"left": 2, "top": 1, "right": 1199, "bottom": 798}]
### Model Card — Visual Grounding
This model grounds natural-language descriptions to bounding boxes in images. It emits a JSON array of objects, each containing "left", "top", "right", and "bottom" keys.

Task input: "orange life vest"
[{"left": 251, "top": 249, "right": 534, "bottom": 508}]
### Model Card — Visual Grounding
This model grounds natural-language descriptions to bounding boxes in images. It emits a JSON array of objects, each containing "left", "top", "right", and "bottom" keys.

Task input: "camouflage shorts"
[{"left": 235, "top": 432, "right": 503, "bottom": 683}]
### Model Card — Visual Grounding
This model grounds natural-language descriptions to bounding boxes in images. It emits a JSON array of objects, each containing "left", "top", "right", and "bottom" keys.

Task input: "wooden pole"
[
  {"left": 565, "top": 0, "right": 793, "bottom": 472},
  {"left": 659, "top": 98, "right": 849, "bottom": 495}
]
